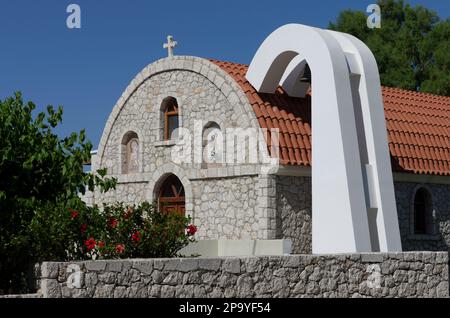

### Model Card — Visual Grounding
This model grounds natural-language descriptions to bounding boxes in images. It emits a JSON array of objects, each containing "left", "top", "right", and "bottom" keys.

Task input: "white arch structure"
[{"left": 246, "top": 24, "right": 402, "bottom": 253}]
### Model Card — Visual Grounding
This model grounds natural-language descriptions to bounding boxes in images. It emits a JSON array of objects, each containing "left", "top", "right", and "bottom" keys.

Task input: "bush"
[
  {"left": 0, "top": 93, "right": 197, "bottom": 294},
  {"left": 32, "top": 201, "right": 197, "bottom": 261},
  {"left": 0, "top": 93, "right": 115, "bottom": 294}
]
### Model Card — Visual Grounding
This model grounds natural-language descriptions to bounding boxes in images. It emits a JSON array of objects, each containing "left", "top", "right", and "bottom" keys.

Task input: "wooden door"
[{"left": 158, "top": 174, "right": 185, "bottom": 216}]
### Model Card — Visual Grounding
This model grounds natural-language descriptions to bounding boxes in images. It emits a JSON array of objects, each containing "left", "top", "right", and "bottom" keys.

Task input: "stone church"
[{"left": 84, "top": 52, "right": 450, "bottom": 254}]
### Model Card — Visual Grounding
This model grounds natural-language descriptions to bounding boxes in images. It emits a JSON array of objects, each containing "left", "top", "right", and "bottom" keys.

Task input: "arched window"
[
  {"left": 121, "top": 131, "right": 139, "bottom": 174},
  {"left": 158, "top": 174, "right": 185, "bottom": 216},
  {"left": 202, "top": 122, "right": 223, "bottom": 167},
  {"left": 161, "top": 97, "right": 179, "bottom": 140},
  {"left": 413, "top": 188, "right": 433, "bottom": 235}
]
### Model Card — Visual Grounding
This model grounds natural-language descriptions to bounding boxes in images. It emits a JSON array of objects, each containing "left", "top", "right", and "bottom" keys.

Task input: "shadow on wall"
[
  {"left": 275, "top": 176, "right": 312, "bottom": 254},
  {"left": 392, "top": 168, "right": 450, "bottom": 252}
]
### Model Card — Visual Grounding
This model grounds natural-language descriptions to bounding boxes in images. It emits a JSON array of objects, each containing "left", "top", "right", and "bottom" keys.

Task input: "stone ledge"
[
  {"left": 154, "top": 140, "right": 178, "bottom": 147},
  {"left": 361, "top": 253, "right": 385, "bottom": 263},
  {"left": 178, "top": 239, "right": 292, "bottom": 257}
]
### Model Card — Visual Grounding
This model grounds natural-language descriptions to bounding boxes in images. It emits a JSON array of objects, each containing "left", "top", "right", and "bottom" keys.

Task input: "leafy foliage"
[
  {"left": 329, "top": 0, "right": 450, "bottom": 96},
  {"left": 0, "top": 93, "right": 196, "bottom": 294},
  {"left": 0, "top": 92, "right": 116, "bottom": 294},
  {"left": 53, "top": 202, "right": 197, "bottom": 260}
]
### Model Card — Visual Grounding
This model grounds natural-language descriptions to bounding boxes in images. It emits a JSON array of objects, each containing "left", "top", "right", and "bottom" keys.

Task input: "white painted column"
[{"left": 246, "top": 24, "right": 402, "bottom": 253}]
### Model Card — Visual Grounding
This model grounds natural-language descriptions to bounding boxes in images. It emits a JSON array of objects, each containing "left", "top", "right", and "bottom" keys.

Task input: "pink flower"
[
  {"left": 70, "top": 209, "right": 78, "bottom": 219},
  {"left": 115, "top": 244, "right": 125, "bottom": 255},
  {"left": 187, "top": 224, "right": 197, "bottom": 236},
  {"left": 84, "top": 238, "right": 96, "bottom": 251},
  {"left": 81, "top": 223, "right": 87, "bottom": 233},
  {"left": 131, "top": 231, "right": 141, "bottom": 242},
  {"left": 97, "top": 241, "right": 105, "bottom": 248},
  {"left": 108, "top": 218, "right": 118, "bottom": 228}
]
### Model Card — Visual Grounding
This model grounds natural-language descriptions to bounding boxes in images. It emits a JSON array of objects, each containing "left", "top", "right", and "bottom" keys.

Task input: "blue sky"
[{"left": 0, "top": 0, "right": 449, "bottom": 148}]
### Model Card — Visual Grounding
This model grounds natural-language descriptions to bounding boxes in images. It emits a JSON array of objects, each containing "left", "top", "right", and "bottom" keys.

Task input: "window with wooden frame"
[{"left": 162, "top": 97, "right": 179, "bottom": 140}]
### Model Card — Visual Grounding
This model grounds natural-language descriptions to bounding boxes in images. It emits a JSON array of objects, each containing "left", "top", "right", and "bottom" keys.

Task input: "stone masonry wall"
[
  {"left": 192, "top": 176, "right": 259, "bottom": 240},
  {"left": 80, "top": 56, "right": 273, "bottom": 242},
  {"left": 273, "top": 177, "right": 450, "bottom": 253},
  {"left": 395, "top": 182, "right": 450, "bottom": 251},
  {"left": 95, "top": 182, "right": 149, "bottom": 206},
  {"left": 97, "top": 68, "right": 254, "bottom": 179},
  {"left": 92, "top": 56, "right": 260, "bottom": 208},
  {"left": 275, "top": 176, "right": 312, "bottom": 254},
  {"left": 38, "top": 252, "right": 448, "bottom": 298}
]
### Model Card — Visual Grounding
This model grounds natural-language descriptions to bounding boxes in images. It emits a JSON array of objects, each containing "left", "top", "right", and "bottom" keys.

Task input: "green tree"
[
  {"left": 329, "top": 0, "right": 450, "bottom": 96},
  {"left": 0, "top": 92, "right": 116, "bottom": 294}
]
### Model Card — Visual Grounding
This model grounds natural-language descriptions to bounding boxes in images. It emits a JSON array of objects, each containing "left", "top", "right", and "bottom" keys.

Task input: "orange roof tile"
[{"left": 211, "top": 59, "right": 450, "bottom": 176}]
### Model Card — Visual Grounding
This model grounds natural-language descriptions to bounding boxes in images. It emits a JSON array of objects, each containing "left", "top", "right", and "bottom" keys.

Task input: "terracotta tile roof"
[{"left": 211, "top": 59, "right": 450, "bottom": 176}]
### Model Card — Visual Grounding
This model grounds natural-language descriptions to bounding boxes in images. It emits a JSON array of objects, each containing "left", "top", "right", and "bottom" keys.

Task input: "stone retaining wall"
[{"left": 38, "top": 252, "right": 448, "bottom": 298}]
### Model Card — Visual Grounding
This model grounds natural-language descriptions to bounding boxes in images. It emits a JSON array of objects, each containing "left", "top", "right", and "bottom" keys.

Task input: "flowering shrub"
[
  {"left": 0, "top": 93, "right": 116, "bottom": 293},
  {"left": 64, "top": 201, "right": 196, "bottom": 260}
]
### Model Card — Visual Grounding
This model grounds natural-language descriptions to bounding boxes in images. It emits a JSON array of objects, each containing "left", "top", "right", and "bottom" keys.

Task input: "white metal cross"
[{"left": 163, "top": 35, "right": 177, "bottom": 57}]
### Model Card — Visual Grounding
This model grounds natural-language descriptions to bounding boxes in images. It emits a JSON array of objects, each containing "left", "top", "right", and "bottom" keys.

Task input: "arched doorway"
[{"left": 158, "top": 174, "right": 185, "bottom": 216}]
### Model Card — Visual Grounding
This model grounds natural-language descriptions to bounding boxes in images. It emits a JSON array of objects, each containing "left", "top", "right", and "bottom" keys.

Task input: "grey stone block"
[
  {"left": 187, "top": 271, "right": 202, "bottom": 284},
  {"left": 361, "top": 253, "right": 384, "bottom": 263},
  {"left": 114, "top": 286, "right": 129, "bottom": 298},
  {"left": 41, "top": 262, "right": 60, "bottom": 279},
  {"left": 41, "top": 279, "right": 61, "bottom": 298},
  {"left": 160, "top": 260, "right": 177, "bottom": 271},
  {"left": 106, "top": 261, "right": 123, "bottom": 272},
  {"left": 132, "top": 260, "right": 153, "bottom": 275},
  {"left": 149, "top": 285, "right": 161, "bottom": 298},
  {"left": 218, "top": 273, "right": 238, "bottom": 288},
  {"left": 199, "top": 258, "right": 222, "bottom": 271},
  {"left": 223, "top": 258, "right": 241, "bottom": 274},
  {"left": 151, "top": 270, "right": 165, "bottom": 284},
  {"left": 130, "top": 282, "right": 149, "bottom": 298},
  {"left": 94, "top": 284, "right": 115, "bottom": 298},
  {"left": 283, "top": 256, "right": 301, "bottom": 268},
  {"left": 435, "top": 252, "right": 448, "bottom": 264},
  {"left": 193, "top": 285, "right": 207, "bottom": 298},
  {"left": 161, "top": 285, "right": 176, "bottom": 298},
  {"left": 85, "top": 261, "right": 107, "bottom": 272},
  {"left": 162, "top": 272, "right": 181, "bottom": 286},
  {"left": 98, "top": 272, "right": 115, "bottom": 284},
  {"left": 85, "top": 272, "right": 99, "bottom": 286},
  {"left": 117, "top": 269, "right": 141, "bottom": 286},
  {"left": 436, "top": 281, "right": 449, "bottom": 298},
  {"left": 176, "top": 259, "right": 199, "bottom": 272}
]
